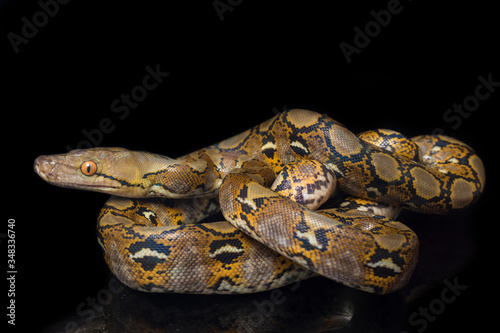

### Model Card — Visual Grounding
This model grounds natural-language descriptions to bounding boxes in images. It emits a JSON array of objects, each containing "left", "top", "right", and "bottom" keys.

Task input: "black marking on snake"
[
  {"left": 140, "top": 282, "right": 166, "bottom": 293},
  {"left": 261, "top": 135, "right": 276, "bottom": 159},
  {"left": 136, "top": 207, "right": 159, "bottom": 225},
  {"left": 195, "top": 223, "right": 242, "bottom": 238},
  {"left": 136, "top": 224, "right": 187, "bottom": 237},
  {"left": 253, "top": 197, "right": 267, "bottom": 209},
  {"left": 313, "top": 228, "right": 332, "bottom": 250},
  {"left": 99, "top": 200, "right": 161, "bottom": 231},
  {"left": 262, "top": 148, "right": 275, "bottom": 159},
  {"left": 143, "top": 165, "right": 207, "bottom": 195},
  {"left": 375, "top": 131, "right": 419, "bottom": 160},
  {"left": 295, "top": 226, "right": 332, "bottom": 252},
  {"left": 238, "top": 184, "right": 249, "bottom": 199},
  {"left": 100, "top": 200, "right": 139, "bottom": 216},
  {"left": 211, "top": 277, "right": 238, "bottom": 292},
  {"left": 239, "top": 202, "right": 253, "bottom": 214},
  {"left": 123, "top": 224, "right": 149, "bottom": 239},
  {"left": 237, "top": 184, "right": 257, "bottom": 214},
  {"left": 129, "top": 238, "right": 172, "bottom": 271},
  {"left": 273, "top": 166, "right": 295, "bottom": 196},
  {"left": 327, "top": 214, "right": 355, "bottom": 226},
  {"left": 367, "top": 247, "right": 405, "bottom": 278},
  {"left": 273, "top": 176, "right": 292, "bottom": 193},
  {"left": 293, "top": 186, "right": 306, "bottom": 204},
  {"left": 368, "top": 225, "right": 384, "bottom": 233},
  {"left": 238, "top": 213, "right": 255, "bottom": 232},
  {"left": 98, "top": 221, "right": 147, "bottom": 241},
  {"left": 99, "top": 173, "right": 138, "bottom": 188},
  {"left": 296, "top": 216, "right": 310, "bottom": 233},
  {"left": 271, "top": 264, "right": 306, "bottom": 284},
  {"left": 295, "top": 233, "right": 315, "bottom": 251},
  {"left": 306, "top": 177, "right": 331, "bottom": 194},
  {"left": 132, "top": 256, "right": 164, "bottom": 272},
  {"left": 288, "top": 133, "right": 310, "bottom": 156},
  {"left": 324, "top": 147, "right": 361, "bottom": 177},
  {"left": 209, "top": 239, "right": 244, "bottom": 265}
]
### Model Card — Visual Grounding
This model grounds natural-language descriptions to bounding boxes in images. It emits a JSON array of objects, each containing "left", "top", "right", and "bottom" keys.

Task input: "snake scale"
[{"left": 34, "top": 109, "right": 485, "bottom": 294}]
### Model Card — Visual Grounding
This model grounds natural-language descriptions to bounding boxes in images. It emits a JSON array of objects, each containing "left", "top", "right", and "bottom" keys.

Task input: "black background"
[{"left": 1, "top": 0, "right": 498, "bottom": 332}]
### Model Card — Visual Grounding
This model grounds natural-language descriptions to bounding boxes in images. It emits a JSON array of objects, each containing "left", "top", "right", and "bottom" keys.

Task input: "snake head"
[{"left": 34, "top": 147, "right": 163, "bottom": 197}]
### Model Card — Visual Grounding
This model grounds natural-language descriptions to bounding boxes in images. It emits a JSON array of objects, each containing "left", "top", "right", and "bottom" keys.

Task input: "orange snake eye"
[{"left": 81, "top": 161, "right": 97, "bottom": 176}]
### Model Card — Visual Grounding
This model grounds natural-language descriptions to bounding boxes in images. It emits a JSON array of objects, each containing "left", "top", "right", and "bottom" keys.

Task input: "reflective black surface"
[{"left": 39, "top": 208, "right": 488, "bottom": 333}]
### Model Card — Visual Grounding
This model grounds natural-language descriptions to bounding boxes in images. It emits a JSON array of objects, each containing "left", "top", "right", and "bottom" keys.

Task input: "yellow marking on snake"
[
  {"left": 130, "top": 248, "right": 169, "bottom": 260},
  {"left": 290, "top": 140, "right": 309, "bottom": 154},
  {"left": 367, "top": 258, "right": 402, "bottom": 273},
  {"left": 209, "top": 245, "right": 245, "bottom": 258},
  {"left": 261, "top": 141, "right": 277, "bottom": 151},
  {"left": 142, "top": 211, "right": 156, "bottom": 220}
]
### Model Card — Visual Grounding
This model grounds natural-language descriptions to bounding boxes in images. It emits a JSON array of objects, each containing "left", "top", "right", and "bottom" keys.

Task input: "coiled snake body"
[{"left": 34, "top": 110, "right": 485, "bottom": 294}]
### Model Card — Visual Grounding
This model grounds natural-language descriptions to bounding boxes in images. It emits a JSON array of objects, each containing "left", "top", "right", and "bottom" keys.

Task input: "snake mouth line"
[
  {"left": 34, "top": 164, "right": 119, "bottom": 191},
  {"left": 41, "top": 178, "right": 120, "bottom": 191}
]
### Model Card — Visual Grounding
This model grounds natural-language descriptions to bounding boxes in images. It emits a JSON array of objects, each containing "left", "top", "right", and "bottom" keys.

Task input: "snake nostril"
[{"left": 34, "top": 156, "right": 53, "bottom": 179}]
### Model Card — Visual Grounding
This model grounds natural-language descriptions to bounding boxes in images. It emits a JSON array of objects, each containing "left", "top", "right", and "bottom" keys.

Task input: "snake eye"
[{"left": 81, "top": 161, "right": 97, "bottom": 176}]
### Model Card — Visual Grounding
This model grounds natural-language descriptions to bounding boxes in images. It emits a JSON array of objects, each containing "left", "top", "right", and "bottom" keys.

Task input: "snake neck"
[{"left": 140, "top": 151, "right": 224, "bottom": 198}]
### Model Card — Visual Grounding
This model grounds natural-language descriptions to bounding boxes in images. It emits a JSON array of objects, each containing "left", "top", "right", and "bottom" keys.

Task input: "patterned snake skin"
[{"left": 34, "top": 109, "right": 485, "bottom": 294}]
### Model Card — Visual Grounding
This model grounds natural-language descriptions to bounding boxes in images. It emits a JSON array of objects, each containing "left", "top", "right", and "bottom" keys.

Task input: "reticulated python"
[{"left": 34, "top": 109, "right": 485, "bottom": 294}]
